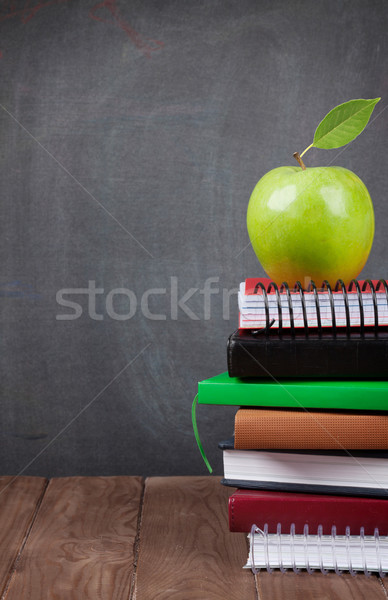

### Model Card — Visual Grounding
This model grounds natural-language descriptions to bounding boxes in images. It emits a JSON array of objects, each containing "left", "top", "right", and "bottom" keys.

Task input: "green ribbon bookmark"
[{"left": 192, "top": 394, "right": 212, "bottom": 473}]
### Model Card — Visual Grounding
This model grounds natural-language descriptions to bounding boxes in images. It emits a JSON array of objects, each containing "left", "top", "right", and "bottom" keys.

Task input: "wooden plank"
[
  {"left": 379, "top": 578, "right": 388, "bottom": 596},
  {"left": 5, "top": 476, "right": 144, "bottom": 600},
  {"left": 0, "top": 476, "right": 47, "bottom": 598},
  {"left": 256, "top": 571, "right": 386, "bottom": 600},
  {"left": 134, "top": 476, "right": 256, "bottom": 600}
]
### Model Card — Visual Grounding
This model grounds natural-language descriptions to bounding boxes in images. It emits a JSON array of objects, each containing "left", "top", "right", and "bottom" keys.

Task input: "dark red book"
[{"left": 229, "top": 489, "right": 388, "bottom": 535}]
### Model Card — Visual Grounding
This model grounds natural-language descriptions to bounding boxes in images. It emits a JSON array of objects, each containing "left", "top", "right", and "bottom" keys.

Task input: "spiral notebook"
[
  {"left": 239, "top": 278, "right": 388, "bottom": 331},
  {"left": 246, "top": 524, "right": 388, "bottom": 576}
]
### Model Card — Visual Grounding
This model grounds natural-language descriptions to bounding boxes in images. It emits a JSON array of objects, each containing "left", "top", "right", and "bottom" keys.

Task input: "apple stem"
[
  {"left": 293, "top": 152, "right": 306, "bottom": 170},
  {"left": 300, "top": 143, "right": 314, "bottom": 158}
]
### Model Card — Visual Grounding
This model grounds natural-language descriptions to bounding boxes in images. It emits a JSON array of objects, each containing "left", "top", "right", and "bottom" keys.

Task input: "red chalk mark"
[
  {"left": 0, "top": 0, "right": 71, "bottom": 24},
  {"left": 89, "top": 0, "right": 164, "bottom": 59}
]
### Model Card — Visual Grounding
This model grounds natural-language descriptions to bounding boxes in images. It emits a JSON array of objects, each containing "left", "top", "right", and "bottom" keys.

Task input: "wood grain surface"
[
  {"left": 4, "top": 476, "right": 143, "bottom": 600},
  {"left": 0, "top": 476, "right": 47, "bottom": 598},
  {"left": 133, "top": 476, "right": 256, "bottom": 600},
  {"left": 380, "top": 578, "right": 388, "bottom": 596},
  {"left": 0, "top": 476, "right": 385, "bottom": 599},
  {"left": 256, "top": 571, "right": 387, "bottom": 600}
]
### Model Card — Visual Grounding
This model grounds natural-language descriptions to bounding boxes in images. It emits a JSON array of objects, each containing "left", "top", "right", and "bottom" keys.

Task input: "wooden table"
[{"left": 0, "top": 475, "right": 386, "bottom": 599}]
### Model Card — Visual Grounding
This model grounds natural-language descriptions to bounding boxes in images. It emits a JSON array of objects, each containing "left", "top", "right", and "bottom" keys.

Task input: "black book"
[{"left": 227, "top": 328, "right": 388, "bottom": 378}]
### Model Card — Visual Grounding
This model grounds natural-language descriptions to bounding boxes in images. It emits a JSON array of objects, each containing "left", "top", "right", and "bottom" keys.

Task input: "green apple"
[{"left": 247, "top": 165, "right": 374, "bottom": 287}]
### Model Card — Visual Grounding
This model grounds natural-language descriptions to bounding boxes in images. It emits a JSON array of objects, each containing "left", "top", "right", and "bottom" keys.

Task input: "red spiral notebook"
[{"left": 239, "top": 278, "right": 388, "bottom": 330}]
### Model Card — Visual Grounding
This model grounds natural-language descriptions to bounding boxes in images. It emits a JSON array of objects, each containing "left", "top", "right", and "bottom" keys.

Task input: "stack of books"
[{"left": 194, "top": 277, "right": 388, "bottom": 575}]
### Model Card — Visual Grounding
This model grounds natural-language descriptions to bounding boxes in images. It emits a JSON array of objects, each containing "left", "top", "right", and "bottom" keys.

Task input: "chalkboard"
[{"left": 0, "top": 0, "right": 387, "bottom": 477}]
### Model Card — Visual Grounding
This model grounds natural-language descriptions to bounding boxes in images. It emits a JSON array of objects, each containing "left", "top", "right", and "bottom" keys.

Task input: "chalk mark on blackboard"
[
  {"left": 0, "top": 281, "right": 40, "bottom": 298},
  {"left": 0, "top": 0, "right": 71, "bottom": 24},
  {"left": 0, "top": 102, "right": 154, "bottom": 257},
  {"left": 89, "top": 0, "right": 164, "bottom": 58}
]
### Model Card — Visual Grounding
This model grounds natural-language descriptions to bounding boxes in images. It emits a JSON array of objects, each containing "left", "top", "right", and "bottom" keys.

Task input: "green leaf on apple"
[
  {"left": 313, "top": 97, "right": 381, "bottom": 148},
  {"left": 298, "top": 98, "right": 381, "bottom": 164}
]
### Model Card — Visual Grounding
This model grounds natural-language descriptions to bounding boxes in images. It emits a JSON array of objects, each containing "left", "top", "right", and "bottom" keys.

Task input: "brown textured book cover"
[{"left": 234, "top": 408, "right": 388, "bottom": 449}]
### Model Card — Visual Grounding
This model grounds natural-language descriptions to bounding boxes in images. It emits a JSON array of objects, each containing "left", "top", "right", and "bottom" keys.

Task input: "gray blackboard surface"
[{"left": 0, "top": 0, "right": 387, "bottom": 477}]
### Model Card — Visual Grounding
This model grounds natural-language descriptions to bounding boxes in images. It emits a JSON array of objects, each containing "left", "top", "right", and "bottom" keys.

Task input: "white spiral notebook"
[{"left": 246, "top": 524, "right": 388, "bottom": 577}]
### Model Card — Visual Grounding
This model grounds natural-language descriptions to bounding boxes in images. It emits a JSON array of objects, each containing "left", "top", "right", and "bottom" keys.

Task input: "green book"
[{"left": 197, "top": 372, "right": 388, "bottom": 410}]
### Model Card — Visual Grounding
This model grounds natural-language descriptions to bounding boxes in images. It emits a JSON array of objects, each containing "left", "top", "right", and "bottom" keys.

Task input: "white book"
[{"left": 220, "top": 441, "right": 388, "bottom": 496}]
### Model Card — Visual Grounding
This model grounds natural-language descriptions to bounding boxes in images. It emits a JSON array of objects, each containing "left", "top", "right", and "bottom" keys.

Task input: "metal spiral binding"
[
  {"left": 349, "top": 279, "right": 364, "bottom": 333},
  {"left": 331, "top": 525, "right": 340, "bottom": 576},
  {"left": 335, "top": 279, "right": 351, "bottom": 336},
  {"left": 252, "top": 278, "right": 385, "bottom": 335},
  {"left": 267, "top": 281, "right": 282, "bottom": 330},
  {"left": 321, "top": 280, "right": 336, "bottom": 333},
  {"left": 375, "top": 528, "right": 384, "bottom": 577},
  {"left": 362, "top": 280, "right": 378, "bottom": 331},
  {"left": 294, "top": 281, "right": 309, "bottom": 334},
  {"left": 307, "top": 280, "right": 322, "bottom": 332},
  {"left": 249, "top": 524, "right": 386, "bottom": 577},
  {"left": 252, "top": 281, "right": 275, "bottom": 334},
  {"left": 280, "top": 282, "right": 294, "bottom": 335}
]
